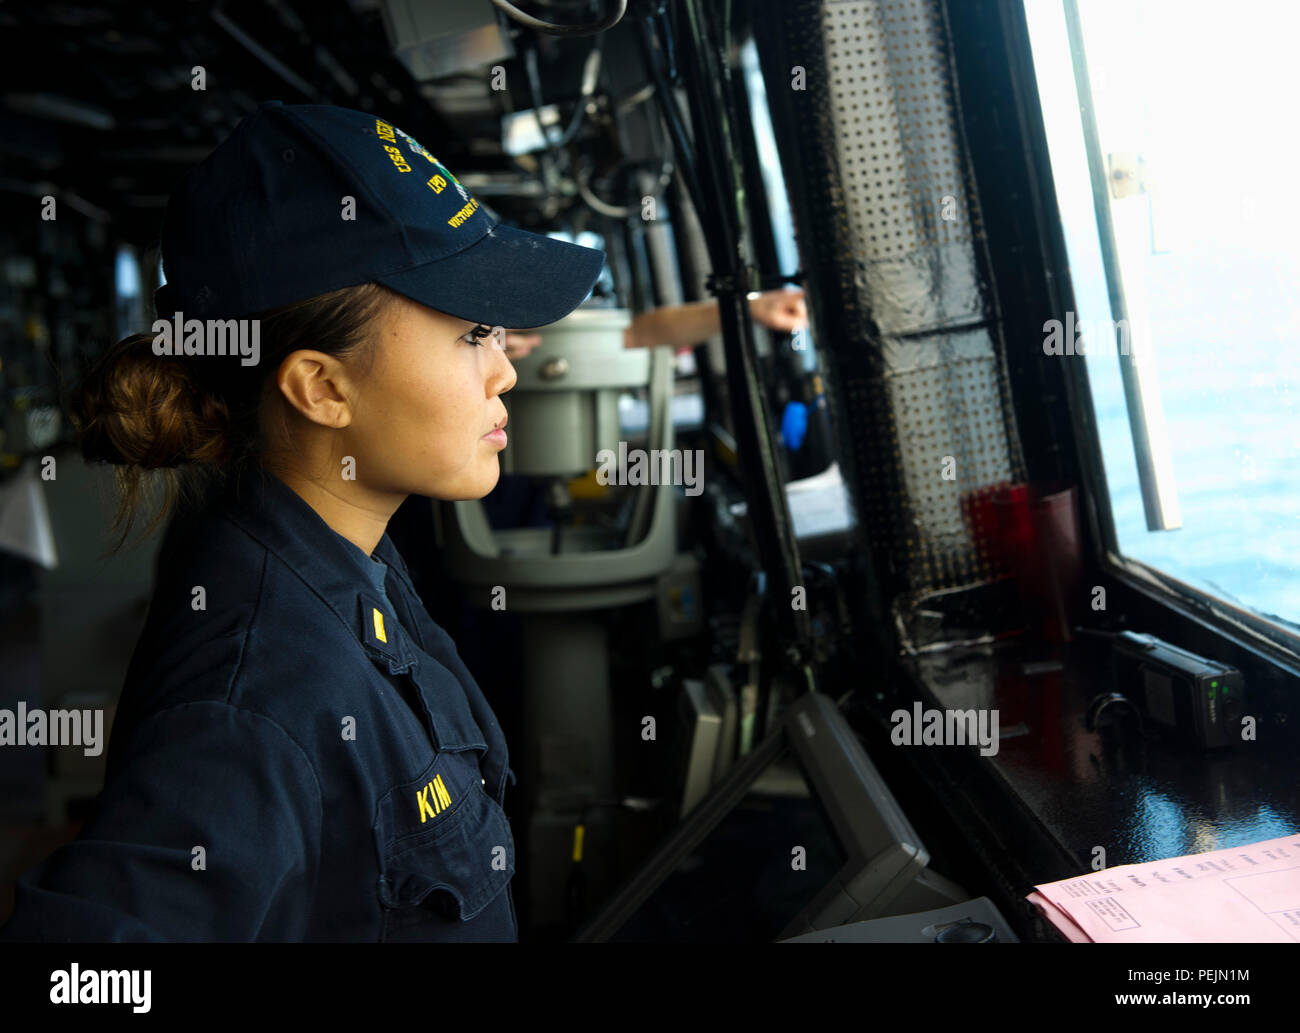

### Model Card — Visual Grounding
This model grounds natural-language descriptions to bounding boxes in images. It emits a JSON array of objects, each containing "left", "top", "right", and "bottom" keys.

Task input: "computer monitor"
[{"left": 575, "top": 689, "right": 969, "bottom": 941}]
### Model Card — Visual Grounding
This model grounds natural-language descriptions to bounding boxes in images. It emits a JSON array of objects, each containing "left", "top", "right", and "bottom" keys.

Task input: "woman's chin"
[
  {"left": 418, "top": 456, "right": 502, "bottom": 501},
  {"left": 457, "top": 469, "right": 502, "bottom": 501}
]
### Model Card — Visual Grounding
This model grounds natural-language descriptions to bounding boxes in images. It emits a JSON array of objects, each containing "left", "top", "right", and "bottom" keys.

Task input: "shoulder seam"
[
  {"left": 127, "top": 699, "right": 325, "bottom": 933},
  {"left": 224, "top": 546, "right": 267, "bottom": 705},
  {"left": 129, "top": 700, "right": 323, "bottom": 819}
]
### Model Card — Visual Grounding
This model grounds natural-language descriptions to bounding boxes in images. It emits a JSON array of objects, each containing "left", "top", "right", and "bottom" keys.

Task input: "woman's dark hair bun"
[{"left": 73, "top": 332, "right": 231, "bottom": 470}]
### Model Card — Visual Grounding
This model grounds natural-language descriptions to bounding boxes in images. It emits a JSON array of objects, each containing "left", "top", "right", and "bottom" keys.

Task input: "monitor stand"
[{"left": 572, "top": 690, "right": 969, "bottom": 941}]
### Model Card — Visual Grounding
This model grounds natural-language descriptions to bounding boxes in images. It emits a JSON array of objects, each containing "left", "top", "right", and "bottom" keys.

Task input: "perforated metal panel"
[
  {"left": 759, "top": 0, "right": 1025, "bottom": 595},
  {"left": 822, "top": 0, "right": 981, "bottom": 327},
  {"left": 885, "top": 331, "right": 1018, "bottom": 586}
]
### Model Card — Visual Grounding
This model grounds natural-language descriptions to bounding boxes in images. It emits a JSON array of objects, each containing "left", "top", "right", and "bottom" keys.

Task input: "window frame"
[{"left": 945, "top": 0, "right": 1300, "bottom": 683}]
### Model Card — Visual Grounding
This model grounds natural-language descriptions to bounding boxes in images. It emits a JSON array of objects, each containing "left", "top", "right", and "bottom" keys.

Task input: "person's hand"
[
  {"left": 503, "top": 331, "right": 543, "bottom": 360},
  {"left": 748, "top": 287, "right": 807, "bottom": 333}
]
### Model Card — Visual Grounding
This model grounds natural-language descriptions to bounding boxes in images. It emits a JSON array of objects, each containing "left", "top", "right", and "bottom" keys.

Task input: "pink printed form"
[{"left": 1028, "top": 833, "right": 1300, "bottom": 942}]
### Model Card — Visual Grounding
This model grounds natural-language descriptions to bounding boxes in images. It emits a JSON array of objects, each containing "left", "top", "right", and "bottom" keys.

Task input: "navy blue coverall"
[{"left": 0, "top": 466, "right": 517, "bottom": 942}]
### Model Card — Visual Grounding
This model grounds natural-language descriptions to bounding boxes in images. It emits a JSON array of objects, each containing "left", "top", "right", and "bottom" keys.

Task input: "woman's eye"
[
  {"left": 466, "top": 325, "right": 503, "bottom": 347},
  {"left": 466, "top": 325, "right": 506, "bottom": 349}
]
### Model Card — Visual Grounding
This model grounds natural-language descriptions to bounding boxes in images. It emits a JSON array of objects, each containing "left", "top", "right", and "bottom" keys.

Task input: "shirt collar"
[
  {"left": 333, "top": 528, "right": 391, "bottom": 598},
  {"left": 216, "top": 466, "right": 421, "bottom": 660}
]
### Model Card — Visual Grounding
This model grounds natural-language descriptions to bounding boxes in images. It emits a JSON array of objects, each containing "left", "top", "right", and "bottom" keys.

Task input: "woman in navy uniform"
[{"left": 0, "top": 102, "right": 605, "bottom": 942}]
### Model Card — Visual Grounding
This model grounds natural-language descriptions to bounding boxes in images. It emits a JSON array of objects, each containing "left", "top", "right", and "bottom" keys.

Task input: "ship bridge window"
[{"left": 1024, "top": 0, "right": 1300, "bottom": 636}]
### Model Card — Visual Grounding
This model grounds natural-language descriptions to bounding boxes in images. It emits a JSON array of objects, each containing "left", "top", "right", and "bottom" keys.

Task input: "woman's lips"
[{"left": 483, "top": 412, "right": 507, "bottom": 447}]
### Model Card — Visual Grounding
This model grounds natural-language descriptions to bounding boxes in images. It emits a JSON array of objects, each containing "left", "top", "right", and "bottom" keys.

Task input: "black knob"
[{"left": 936, "top": 920, "right": 996, "bottom": 943}]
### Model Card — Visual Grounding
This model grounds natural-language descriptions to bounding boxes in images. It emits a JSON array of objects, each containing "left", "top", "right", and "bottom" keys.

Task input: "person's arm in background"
[
  {"left": 503, "top": 287, "right": 808, "bottom": 359},
  {"left": 626, "top": 287, "right": 809, "bottom": 348}
]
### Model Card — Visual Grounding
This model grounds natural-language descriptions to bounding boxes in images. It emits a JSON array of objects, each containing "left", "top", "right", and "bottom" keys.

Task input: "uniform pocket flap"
[{"left": 377, "top": 771, "right": 515, "bottom": 921}]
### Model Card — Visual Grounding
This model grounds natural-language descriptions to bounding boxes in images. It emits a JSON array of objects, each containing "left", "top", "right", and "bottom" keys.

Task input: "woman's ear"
[{"left": 275, "top": 350, "right": 356, "bottom": 429}]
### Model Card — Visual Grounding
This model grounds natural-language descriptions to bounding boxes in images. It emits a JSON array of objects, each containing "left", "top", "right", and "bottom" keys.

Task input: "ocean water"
[{"left": 1078, "top": 246, "right": 1300, "bottom": 631}]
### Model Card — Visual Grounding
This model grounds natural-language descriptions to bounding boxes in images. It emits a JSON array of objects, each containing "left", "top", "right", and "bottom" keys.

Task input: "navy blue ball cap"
[{"left": 154, "top": 100, "right": 605, "bottom": 328}]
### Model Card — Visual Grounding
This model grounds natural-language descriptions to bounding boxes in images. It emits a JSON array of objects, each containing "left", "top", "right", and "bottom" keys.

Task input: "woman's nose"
[{"left": 492, "top": 337, "right": 518, "bottom": 394}]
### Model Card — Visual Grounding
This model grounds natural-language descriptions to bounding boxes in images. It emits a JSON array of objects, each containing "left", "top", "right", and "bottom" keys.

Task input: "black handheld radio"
[{"left": 1109, "top": 631, "right": 1243, "bottom": 750}]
